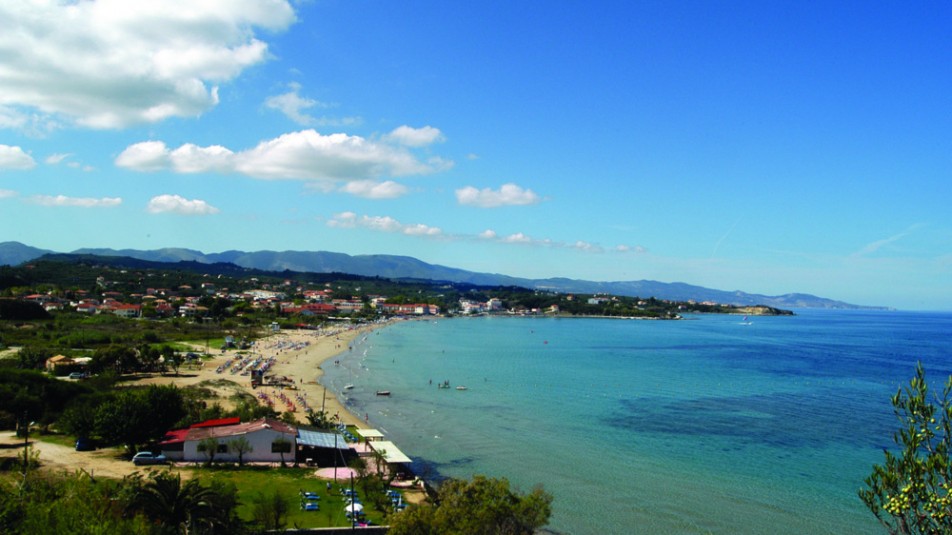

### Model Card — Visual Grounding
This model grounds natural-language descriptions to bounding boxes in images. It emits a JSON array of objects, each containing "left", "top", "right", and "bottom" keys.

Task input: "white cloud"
[
  {"left": 327, "top": 212, "right": 442, "bottom": 237},
  {"left": 30, "top": 195, "right": 121, "bottom": 208},
  {"left": 326, "top": 211, "right": 644, "bottom": 254},
  {"left": 456, "top": 183, "right": 541, "bottom": 208},
  {"left": 403, "top": 223, "right": 443, "bottom": 236},
  {"left": 45, "top": 153, "right": 71, "bottom": 165},
  {"left": 114, "top": 141, "right": 172, "bottom": 171},
  {"left": 147, "top": 194, "right": 219, "bottom": 215},
  {"left": 116, "top": 129, "right": 453, "bottom": 181},
  {"left": 0, "top": 0, "right": 296, "bottom": 129},
  {"left": 0, "top": 106, "right": 26, "bottom": 129},
  {"left": 0, "top": 145, "right": 36, "bottom": 170},
  {"left": 339, "top": 180, "right": 408, "bottom": 199},
  {"left": 503, "top": 232, "right": 532, "bottom": 244},
  {"left": 615, "top": 244, "right": 646, "bottom": 254},
  {"left": 326, "top": 211, "right": 357, "bottom": 228},
  {"left": 852, "top": 225, "right": 923, "bottom": 257},
  {"left": 0, "top": 189, "right": 17, "bottom": 199},
  {"left": 572, "top": 241, "right": 603, "bottom": 253},
  {"left": 264, "top": 82, "right": 360, "bottom": 127},
  {"left": 265, "top": 84, "right": 320, "bottom": 125},
  {"left": 170, "top": 144, "right": 236, "bottom": 173},
  {"left": 383, "top": 125, "right": 445, "bottom": 147}
]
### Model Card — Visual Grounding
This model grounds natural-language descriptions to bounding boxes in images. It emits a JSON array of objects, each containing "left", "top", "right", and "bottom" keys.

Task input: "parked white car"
[{"left": 132, "top": 452, "right": 168, "bottom": 465}]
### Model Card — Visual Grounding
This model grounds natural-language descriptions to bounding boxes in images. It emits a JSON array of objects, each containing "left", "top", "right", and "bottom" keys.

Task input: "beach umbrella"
[{"left": 345, "top": 502, "right": 364, "bottom": 514}]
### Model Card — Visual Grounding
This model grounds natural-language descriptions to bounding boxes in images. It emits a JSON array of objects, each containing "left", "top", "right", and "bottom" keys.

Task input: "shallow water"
[{"left": 320, "top": 310, "right": 952, "bottom": 534}]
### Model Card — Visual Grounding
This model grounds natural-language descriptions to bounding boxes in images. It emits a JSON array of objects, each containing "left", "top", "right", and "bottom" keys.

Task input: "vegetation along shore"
[{"left": 0, "top": 254, "right": 793, "bottom": 532}]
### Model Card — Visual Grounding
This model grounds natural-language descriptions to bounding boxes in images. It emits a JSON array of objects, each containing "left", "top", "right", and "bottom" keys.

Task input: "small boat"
[
  {"left": 344, "top": 384, "right": 354, "bottom": 390},
  {"left": 376, "top": 390, "right": 391, "bottom": 396},
  {"left": 456, "top": 386, "right": 468, "bottom": 391}
]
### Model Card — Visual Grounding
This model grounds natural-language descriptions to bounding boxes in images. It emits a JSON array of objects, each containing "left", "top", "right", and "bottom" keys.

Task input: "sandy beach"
[{"left": 143, "top": 320, "right": 397, "bottom": 428}]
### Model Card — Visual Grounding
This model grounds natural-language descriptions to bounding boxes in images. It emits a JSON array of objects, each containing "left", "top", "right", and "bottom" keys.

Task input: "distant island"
[{"left": 0, "top": 241, "right": 887, "bottom": 310}]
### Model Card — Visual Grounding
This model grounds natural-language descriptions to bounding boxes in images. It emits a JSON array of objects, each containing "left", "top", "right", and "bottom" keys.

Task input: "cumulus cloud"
[
  {"left": 383, "top": 125, "right": 445, "bottom": 147},
  {"left": 327, "top": 213, "right": 644, "bottom": 254},
  {"left": 0, "top": 145, "right": 36, "bottom": 170},
  {"left": 170, "top": 144, "right": 236, "bottom": 173},
  {"left": 503, "top": 232, "right": 533, "bottom": 244},
  {"left": 339, "top": 180, "right": 408, "bottom": 199},
  {"left": 116, "top": 129, "right": 453, "bottom": 181},
  {"left": 0, "top": 189, "right": 17, "bottom": 199},
  {"left": 326, "top": 211, "right": 357, "bottom": 228},
  {"left": 147, "top": 194, "right": 219, "bottom": 215},
  {"left": 572, "top": 241, "right": 603, "bottom": 252},
  {"left": 327, "top": 212, "right": 442, "bottom": 237},
  {"left": 29, "top": 195, "right": 121, "bottom": 208},
  {"left": 0, "top": 1, "right": 296, "bottom": 129},
  {"left": 264, "top": 83, "right": 359, "bottom": 127},
  {"left": 456, "top": 183, "right": 541, "bottom": 208},
  {"left": 45, "top": 153, "right": 71, "bottom": 165},
  {"left": 114, "top": 141, "right": 172, "bottom": 171}
]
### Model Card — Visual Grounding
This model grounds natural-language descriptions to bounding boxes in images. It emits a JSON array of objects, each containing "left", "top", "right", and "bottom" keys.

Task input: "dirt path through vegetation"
[{"left": 0, "top": 432, "right": 145, "bottom": 480}]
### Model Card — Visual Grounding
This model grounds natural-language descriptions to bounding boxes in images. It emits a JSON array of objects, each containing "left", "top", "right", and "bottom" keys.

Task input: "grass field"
[{"left": 191, "top": 466, "right": 390, "bottom": 529}]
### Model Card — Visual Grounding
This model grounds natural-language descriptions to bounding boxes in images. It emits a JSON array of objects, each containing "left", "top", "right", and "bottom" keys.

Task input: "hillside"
[{"left": 0, "top": 241, "right": 885, "bottom": 309}]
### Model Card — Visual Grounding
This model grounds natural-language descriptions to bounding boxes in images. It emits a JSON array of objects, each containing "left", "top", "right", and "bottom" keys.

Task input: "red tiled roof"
[
  {"left": 190, "top": 417, "right": 240, "bottom": 429},
  {"left": 159, "top": 428, "right": 190, "bottom": 445},
  {"left": 185, "top": 418, "right": 296, "bottom": 441}
]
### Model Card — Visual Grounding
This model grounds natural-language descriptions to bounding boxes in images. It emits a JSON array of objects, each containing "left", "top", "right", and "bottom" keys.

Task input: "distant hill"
[
  {"left": 0, "top": 242, "right": 54, "bottom": 265},
  {"left": 0, "top": 241, "right": 885, "bottom": 309}
]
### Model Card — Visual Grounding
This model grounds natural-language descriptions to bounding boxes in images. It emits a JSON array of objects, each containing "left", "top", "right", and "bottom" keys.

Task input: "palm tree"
[{"left": 134, "top": 472, "right": 219, "bottom": 533}]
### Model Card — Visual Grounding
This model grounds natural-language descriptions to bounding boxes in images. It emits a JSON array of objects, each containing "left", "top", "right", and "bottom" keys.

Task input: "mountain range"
[{"left": 0, "top": 241, "right": 885, "bottom": 309}]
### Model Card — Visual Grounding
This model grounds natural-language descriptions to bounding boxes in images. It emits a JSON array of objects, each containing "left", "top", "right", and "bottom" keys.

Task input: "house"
[
  {"left": 163, "top": 418, "right": 298, "bottom": 464},
  {"left": 113, "top": 304, "right": 142, "bottom": 318},
  {"left": 282, "top": 303, "right": 337, "bottom": 316},
  {"left": 45, "top": 355, "right": 74, "bottom": 371}
]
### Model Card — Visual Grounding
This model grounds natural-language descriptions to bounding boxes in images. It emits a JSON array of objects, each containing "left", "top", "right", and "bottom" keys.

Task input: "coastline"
[
  {"left": 146, "top": 320, "right": 399, "bottom": 429},
  {"left": 247, "top": 320, "right": 396, "bottom": 428}
]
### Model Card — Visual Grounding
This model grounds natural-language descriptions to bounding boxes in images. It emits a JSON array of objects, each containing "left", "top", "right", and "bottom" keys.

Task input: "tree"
[
  {"left": 271, "top": 437, "right": 291, "bottom": 467},
  {"left": 306, "top": 409, "right": 332, "bottom": 430},
  {"left": 387, "top": 476, "right": 553, "bottom": 535},
  {"left": 251, "top": 490, "right": 288, "bottom": 531},
  {"left": 229, "top": 436, "right": 253, "bottom": 467},
  {"left": 859, "top": 362, "right": 952, "bottom": 534},
  {"left": 94, "top": 385, "right": 185, "bottom": 453},
  {"left": 197, "top": 437, "right": 221, "bottom": 467},
  {"left": 133, "top": 472, "right": 241, "bottom": 534}
]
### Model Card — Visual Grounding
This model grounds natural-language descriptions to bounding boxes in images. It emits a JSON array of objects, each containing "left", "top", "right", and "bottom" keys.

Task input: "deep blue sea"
[{"left": 319, "top": 310, "right": 952, "bottom": 534}]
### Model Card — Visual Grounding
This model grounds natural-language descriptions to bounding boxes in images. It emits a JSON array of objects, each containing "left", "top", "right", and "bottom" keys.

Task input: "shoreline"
[
  {"left": 246, "top": 319, "right": 397, "bottom": 428},
  {"left": 143, "top": 320, "right": 400, "bottom": 429}
]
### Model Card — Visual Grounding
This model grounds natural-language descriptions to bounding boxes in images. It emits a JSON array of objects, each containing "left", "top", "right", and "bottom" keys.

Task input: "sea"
[{"left": 318, "top": 310, "right": 952, "bottom": 534}]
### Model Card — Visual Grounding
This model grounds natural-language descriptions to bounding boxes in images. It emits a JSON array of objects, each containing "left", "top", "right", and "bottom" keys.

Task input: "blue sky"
[{"left": 0, "top": 1, "right": 949, "bottom": 310}]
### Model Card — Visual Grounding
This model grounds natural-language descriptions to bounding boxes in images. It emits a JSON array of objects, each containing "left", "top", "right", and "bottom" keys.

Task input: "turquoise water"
[{"left": 319, "top": 310, "right": 952, "bottom": 534}]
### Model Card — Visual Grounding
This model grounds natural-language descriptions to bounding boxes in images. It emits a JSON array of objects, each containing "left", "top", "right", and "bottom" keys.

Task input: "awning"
[
  {"left": 369, "top": 440, "right": 412, "bottom": 464},
  {"left": 297, "top": 428, "right": 348, "bottom": 449},
  {"left": 359, "top": 428, "right": 385, "bottom": 440}
]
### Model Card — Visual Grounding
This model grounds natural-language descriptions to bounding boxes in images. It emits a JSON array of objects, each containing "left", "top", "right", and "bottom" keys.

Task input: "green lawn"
[{"left": 191, "top": 466, "right": 390, "bottom": 529}]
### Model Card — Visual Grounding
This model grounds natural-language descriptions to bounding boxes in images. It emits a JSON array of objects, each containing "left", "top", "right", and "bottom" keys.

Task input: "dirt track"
[{"left": 0, "top": 432, "right": 154, "bottom": 480}]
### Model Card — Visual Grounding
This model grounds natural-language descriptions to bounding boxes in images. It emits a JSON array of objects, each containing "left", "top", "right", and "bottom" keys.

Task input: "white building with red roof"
[{"left": 161, "top": 417, "right": 297, "bottom": 464}]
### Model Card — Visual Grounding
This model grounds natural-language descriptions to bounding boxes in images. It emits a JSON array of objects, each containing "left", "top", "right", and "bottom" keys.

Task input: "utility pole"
[
  {"left": 21, "top": 411, "right": 30, "bottom": 477},
  {"left": 350, "top": 472, "right": 356, "bottom": 531}
]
